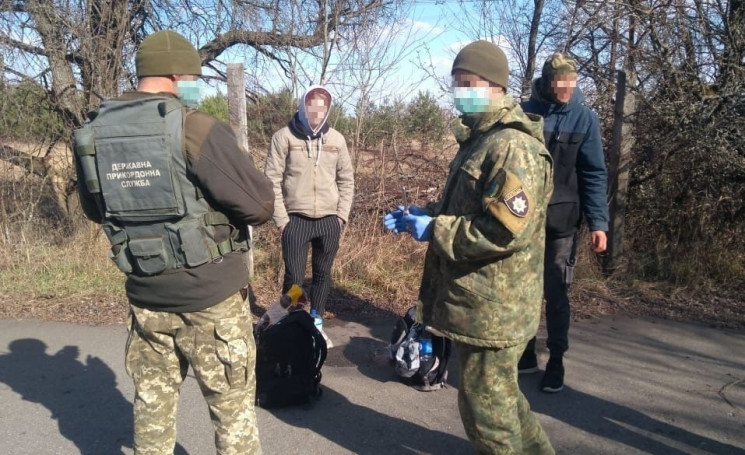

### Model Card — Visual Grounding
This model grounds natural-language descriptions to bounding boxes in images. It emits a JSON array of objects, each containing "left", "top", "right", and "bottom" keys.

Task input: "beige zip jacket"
[{"left": 265, "top": 124, "right": 354, "bottom": 228}]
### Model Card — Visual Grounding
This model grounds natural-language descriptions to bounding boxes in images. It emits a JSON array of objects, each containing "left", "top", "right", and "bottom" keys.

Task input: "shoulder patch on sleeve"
[
  {"left": 504, "top": 188, "right": 530, "bottom": 217},
  {"left": 484, "top": 170, "right": 533, "bottom": 236}
]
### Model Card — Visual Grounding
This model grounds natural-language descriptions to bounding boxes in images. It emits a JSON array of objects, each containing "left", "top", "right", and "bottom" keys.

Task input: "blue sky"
[
  {"left": 394, "top": 0, "right": 524, "bottom": 101},
  {"left": 286, "top": 0, "right": 524, "bottom": 111},
  {"left": 5, "top": 1, "right": 524, "bottom": 113},
  {"left": 212, "top": 1, "right": 519, "bottom": 112}
]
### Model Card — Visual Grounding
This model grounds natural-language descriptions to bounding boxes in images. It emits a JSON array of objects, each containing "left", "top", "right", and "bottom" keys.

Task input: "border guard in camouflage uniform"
[
  {"left": 384, "top": 40, "right": 555, "bottom": 454},
  {"left": 74, "top": 30, "right": 274, "bottom": 454}
]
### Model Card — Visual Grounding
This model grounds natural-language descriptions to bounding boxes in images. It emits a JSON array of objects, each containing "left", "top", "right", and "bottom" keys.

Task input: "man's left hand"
[
  {"left": 591, "top": 231, "right": 607, "bottom": 253},
  {"left": 338, "top": 217, "right": 344, "bottom": 229},
  {"left": 402, "top": 213, "right": 433, "bottom": 242}
]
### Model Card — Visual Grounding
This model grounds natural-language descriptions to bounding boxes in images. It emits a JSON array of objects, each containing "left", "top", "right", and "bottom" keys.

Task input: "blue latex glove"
[
  {"left": 402, "top": 212, "right": 433, "bottom": 241},
  {"left": 384, "top": 206, "right": 432, "bottom": 235},
  {"left": 383, "top": 209, "right": 406, "bottom": 233},
  {"left": 384, "top": 205, "right": 427, "bottom": 233},
  {"left": 404, "top": 205, "right": 428, "bottom": 216}
]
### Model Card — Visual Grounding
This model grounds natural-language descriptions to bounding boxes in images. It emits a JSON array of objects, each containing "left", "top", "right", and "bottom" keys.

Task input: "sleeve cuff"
[{"left": 588, "top": 222, "right": 609, "bottom": 232}]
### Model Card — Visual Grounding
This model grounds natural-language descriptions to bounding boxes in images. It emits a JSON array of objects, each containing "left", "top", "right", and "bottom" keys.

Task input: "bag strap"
[{"left": 285, "top": 311, "right": 328, "bottom": 374}]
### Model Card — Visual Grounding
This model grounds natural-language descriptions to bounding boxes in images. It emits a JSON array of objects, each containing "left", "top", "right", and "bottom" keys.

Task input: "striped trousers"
[{"left": 281, "top": 214, "right": 341, "bottom": 316}]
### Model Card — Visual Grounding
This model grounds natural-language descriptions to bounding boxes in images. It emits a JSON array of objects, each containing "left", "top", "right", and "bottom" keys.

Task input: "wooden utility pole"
[
  {"left": 605, "top": 69, "right": 635, "bottom": 275},
  {"left": 226, "top": 63, "right": 254, "bottom": 281}
]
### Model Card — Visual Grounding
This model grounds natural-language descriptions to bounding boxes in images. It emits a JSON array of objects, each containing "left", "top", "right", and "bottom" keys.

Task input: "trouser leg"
[
  {"left": 126, "top": 307, "right": 188, "bottom": 455},
  {"left": 281, "top": 215, "right": 311, "bottom": 294},
  {"left": 178, "top": 293, "right": 261, "bottom": 455},
  {"left": 309, "top": 216, "right": 341, "bottom": 316},
  {"left": 455, "top": 342, "right": 554, "bottom": 455},
  {"left": 544, "top": 235, "right": 577, "bottom": 357},
  {"left": 524, "top": 336, "right": 537, "bottom": 355}
]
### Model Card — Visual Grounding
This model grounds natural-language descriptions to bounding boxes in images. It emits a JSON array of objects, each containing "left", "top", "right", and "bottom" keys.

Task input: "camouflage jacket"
[{"left": 418, "top": 96, "right": 554, "bottom": 348}]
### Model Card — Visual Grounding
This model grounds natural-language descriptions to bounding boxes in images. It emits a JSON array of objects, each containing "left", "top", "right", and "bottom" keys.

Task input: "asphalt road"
[{"left": 0, "top": 314, "right": 743, "bottom": 454}]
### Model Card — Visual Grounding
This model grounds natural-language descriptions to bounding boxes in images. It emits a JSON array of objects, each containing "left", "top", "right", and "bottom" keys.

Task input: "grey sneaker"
[{"left": 541, "top": 357, "right": 564, "bottom": 393}]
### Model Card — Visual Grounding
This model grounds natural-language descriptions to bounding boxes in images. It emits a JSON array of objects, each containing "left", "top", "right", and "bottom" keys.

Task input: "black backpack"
[
  {"left": 254, "top": 310, "right": 327, "bottom": 408},
  {"left": 389, "top": 306, "right": 452, "bottom": 391}
]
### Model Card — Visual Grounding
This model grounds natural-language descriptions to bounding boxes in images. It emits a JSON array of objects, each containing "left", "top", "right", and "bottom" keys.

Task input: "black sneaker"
[
  {"left": 541, "top": 357, "right": 564, "bottom": 393},
  {"left": 518, "top": 350, "right": 539, "bottom": 374}
]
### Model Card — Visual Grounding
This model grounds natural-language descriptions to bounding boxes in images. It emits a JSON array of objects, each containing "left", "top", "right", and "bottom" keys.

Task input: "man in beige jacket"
[{"left": 264, "top": 85, "right": 354, "bottom": 345}]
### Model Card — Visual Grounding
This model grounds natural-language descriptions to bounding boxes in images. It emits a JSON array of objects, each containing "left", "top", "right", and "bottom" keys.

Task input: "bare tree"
[
  {"left": 0, "top": 0, "right": 394, "bottom": 218},
  {"left": 444, "top": 0, "right": 745, "bottom": 287},
  {"left": 327, "top": 0, "right": 428, "bottom": 171},
  {"left": 566, "top": 0, "right": 745, "bottom": 283},
  {"left": 446, "top": 0, "right": 565, "bottom": 97}
]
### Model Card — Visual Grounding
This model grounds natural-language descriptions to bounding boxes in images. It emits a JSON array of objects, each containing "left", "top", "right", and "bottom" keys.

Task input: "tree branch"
[
  {"left": 199, "top": 29, "right": 328, "bottom": 63},
  {"left": 0, "top": 144, "right": 48, "bottom": 178},
  {"left": 0, "top": 33, "right": 46, "bottom": 56}
]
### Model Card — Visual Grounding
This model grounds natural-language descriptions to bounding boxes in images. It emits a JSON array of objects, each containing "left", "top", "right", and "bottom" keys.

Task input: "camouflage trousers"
[
  {"left": 455, "top": 341, "right": 554, "bottom": 455},
  {"left": 125, "top": 293, "right": 261, "bottom": 455}
]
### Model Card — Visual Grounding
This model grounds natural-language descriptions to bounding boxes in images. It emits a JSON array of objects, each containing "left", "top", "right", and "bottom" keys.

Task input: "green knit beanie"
[
  {"left": 541, "top": 52, "right": 577, "bottom": 80},
  {"left": 136, "top": 30, "right": 202, "bottom": 77},
  {"left": 451, "top": 40, "right": 509, "bottom": 88}
]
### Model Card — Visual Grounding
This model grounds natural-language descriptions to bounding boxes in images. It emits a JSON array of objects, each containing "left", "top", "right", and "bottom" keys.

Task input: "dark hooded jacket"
[{"left": 521, "top": 78, "right": 609, "bottom": 238}]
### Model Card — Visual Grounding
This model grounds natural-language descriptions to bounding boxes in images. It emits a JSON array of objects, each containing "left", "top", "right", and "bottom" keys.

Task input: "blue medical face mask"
[
  {"left": 176, "top": 80, "right": 201, "bottom": 107},
  {"left": 453, "top": 86, "right": 492, "bottom": 114}
]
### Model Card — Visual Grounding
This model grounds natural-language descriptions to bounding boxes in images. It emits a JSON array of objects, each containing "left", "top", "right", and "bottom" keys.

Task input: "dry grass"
[
  {"left": 0, "top": 144, "right": 743, "bottom": 329},
  {"left": 0, "top": 221, "right": 127, "bottom": 324}
]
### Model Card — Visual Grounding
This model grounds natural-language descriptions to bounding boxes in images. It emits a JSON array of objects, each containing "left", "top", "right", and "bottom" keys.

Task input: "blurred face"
[
  {"left": 306, "top": 93, "right": 330, "bottom": 129},
  {"left": 174, "top": 74, "right": 201, "bottom": 106},
  {"left": 451, "top": 70, "right": 504, "bottom": 113},
  {"left": 452, "top": 70, "right": 504, "bottom": 93},
  {"left": 550, "top": 73, "right": 577, "bottom": 104}
]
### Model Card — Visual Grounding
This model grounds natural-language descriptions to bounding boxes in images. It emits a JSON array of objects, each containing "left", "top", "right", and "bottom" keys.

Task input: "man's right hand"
[
  {"left": 590, "top": 230, "right": 607, "bottom": 253},
  {"left": 279, "top": 222, "right": 288, "bottom": 234}
]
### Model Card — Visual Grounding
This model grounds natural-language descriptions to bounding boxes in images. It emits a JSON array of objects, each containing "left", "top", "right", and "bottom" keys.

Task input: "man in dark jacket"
[
  {"left": 519, "top": 52, "right": 609, "bottom": 393},
  {"left": 75, "top": 30, "right": 274, "bottom": 454}
]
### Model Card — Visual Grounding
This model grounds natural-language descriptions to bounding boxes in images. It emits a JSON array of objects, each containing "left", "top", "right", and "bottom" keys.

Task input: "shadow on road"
[
  {"left": 0, "top": 338, "right": 189, "bottom": 455},
  {"left": 266, "top": 386, "right": 472, "bottom": 454},
  {"left": 519, "top": 374, "right": 743, "bottom": 454}
]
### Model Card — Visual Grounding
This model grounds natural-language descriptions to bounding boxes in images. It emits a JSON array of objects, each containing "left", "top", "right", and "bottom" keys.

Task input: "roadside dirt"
[{"left": 1, "top": 279, "right": 742, "bottom": 330}]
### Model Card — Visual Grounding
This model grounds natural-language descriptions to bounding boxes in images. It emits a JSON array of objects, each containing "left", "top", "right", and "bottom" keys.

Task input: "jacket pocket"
[
  {"left": 447, "top": 261, "right": 500, "bottom": 303},
  {"left": 443, "top": 158, "right": 484, "bottom": 215},
  {"left": 103, "top": 224, "right": 133, "bottom": 274},
  {"left": 553, "top": 132, "right": 583, "bottom": 167},
  {"left": 174, "top": 218, "right": 210, "bottom": 267},
  {"left": 546, "top": 202, "right": 580, "bottom": 237},
  {"left": 128, "top": 237, "right": 168, "bottom": 275}
]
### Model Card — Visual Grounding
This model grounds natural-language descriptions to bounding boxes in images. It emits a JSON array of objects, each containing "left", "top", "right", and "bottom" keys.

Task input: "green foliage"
[
  {"left": 198, "top": 93, "right": 229, "bottom": 122},
  {"left": 404, "top": 91, "right": 447, "bottom": 148},
  {"left": 0, "top": 81, "right": 65, "bottom": 140},
  {"left": 347, "top": 93, "right": 447, "bottom": 151},
  {"left": 246, "top": 89, "right": 297, "bottom": 147},
  {"left": 328, "top": 104, "right": 355, "bottom": 139},
  {"left": 362, "top": 98, "right": 407, "bottom": 149}
]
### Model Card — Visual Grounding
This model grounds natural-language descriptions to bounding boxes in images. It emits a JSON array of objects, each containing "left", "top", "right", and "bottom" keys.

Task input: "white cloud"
[{"left": 406, "top": 19, "right": 445, "bottom": 35}]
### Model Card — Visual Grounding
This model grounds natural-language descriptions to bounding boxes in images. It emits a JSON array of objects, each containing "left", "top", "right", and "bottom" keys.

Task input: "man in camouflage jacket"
[{"left": 384, "top": 40, "right": 554, "bottom": 454}]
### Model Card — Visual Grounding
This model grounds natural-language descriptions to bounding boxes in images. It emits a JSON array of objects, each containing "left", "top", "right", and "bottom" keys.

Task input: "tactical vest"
[{"left": 73, "top": 95, "right": 248, "bottom": 276}]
